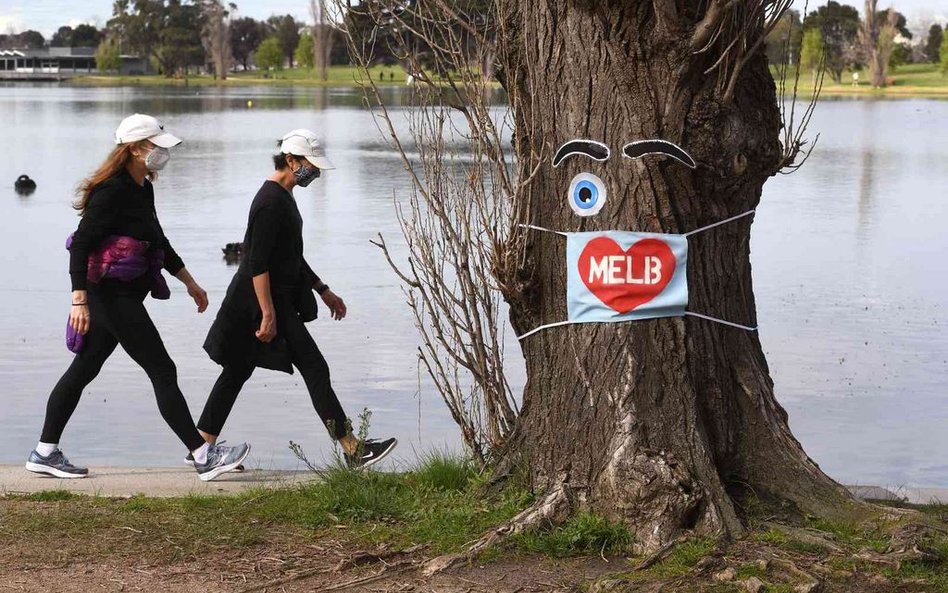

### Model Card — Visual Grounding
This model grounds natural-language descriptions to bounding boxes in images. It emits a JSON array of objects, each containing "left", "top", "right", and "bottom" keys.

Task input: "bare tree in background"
[
  {"left": 201, "top": 0, "right": 234, "bottom": 80},
  {"left": 860, "top": 0, "right": 899, "bottom": 87},
  {"left": 310, "top": 0, "right": 334, "bottom": 81},
  {"left": 335, "top": 0, "right": 521, "bottom": 464},
  {"left": 335, "top": 0, "right": 847, "bottom": 569}
]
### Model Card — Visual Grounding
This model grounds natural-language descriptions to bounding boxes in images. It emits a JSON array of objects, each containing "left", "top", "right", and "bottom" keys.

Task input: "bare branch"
[
  {"left": 691, "top": 0, "right": 735, "bottom": 51},
  {"left": 332, "top": 0, "right": 519, "bottom": 457}
]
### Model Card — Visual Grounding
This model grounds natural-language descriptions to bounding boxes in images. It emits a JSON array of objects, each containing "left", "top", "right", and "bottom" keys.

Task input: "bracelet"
[
  {"left": 72, "top": 302, "right": 88, "bottom": 306},
  {"left": 316, "top": 284, "right": 330, "bottom": 295}
]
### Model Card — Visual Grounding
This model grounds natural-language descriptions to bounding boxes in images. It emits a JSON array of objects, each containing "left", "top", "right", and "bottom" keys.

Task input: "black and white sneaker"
[
  {"left": 194, "top": 442, "right": 251, "bottom": 482},
  {"left": 345, "top": 438, "right": 398, "bottom": 470},
  {"left": 25, "top": 449, "right": 89, "bottom": 479}
]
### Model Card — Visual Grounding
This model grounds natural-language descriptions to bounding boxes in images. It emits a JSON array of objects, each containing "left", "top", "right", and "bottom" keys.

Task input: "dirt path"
[
  {"left": 0, "top": 538, "right": 614, "bottom": 593},
  {"left": 0, "top": 466, "right": 316, "bottom": 497}
]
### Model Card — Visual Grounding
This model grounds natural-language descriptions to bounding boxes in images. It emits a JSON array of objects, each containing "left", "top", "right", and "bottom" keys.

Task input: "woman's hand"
[
  {"left": 256, "top": 312, "right": 277, "bottom": 343},
  {"left": 176, "top": 268, "right": 208, "bottom": 313},
  {"left": 70, "top": 304, "right": 90, "bottom": 335},
  {"left": 70, "top": 290, "right": 90, "bottom": 334},
  {"left": 320, "top": 290, "right": 347, "bottom": 320},
  {"left": 187, "top": 282, "right": 209, "bottom": 313}
]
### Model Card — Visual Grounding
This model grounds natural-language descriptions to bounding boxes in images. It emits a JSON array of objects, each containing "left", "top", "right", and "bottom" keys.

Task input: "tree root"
[
  {"left": 238, "top": 547, "right": 422, "bottom": 593},
  {"left": 332, "top": 544, "right": 425, "bottom": 572},
  {"left": 633, "top": 535, "right": 688, "bottom": 571},
  {"left": 770, "top": 558, "right": 819, "bottom": 588},
  {"left": 421, "top": 481, "right": 571, "bottom": 577},
  {"left": 762, "top": 521, "right": 843, "bottom": 553}
]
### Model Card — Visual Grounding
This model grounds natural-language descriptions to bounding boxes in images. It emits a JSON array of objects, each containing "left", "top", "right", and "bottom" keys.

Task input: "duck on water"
[{"left": 14, "top": 175, "right": 36, "bottom": 195}]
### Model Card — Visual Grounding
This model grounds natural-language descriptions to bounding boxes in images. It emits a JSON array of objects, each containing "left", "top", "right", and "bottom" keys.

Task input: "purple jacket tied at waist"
[{"left": 66, "top": 233, "right": 170, "bottom": 300}]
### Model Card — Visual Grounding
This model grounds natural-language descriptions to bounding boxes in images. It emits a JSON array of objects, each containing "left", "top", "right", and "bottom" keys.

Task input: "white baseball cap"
[
  {"left": 114, "top": 113, "right": 182, "bottom": 148},
  {"left": 280, "top": 129, "right": 335, "bottom": 170}
]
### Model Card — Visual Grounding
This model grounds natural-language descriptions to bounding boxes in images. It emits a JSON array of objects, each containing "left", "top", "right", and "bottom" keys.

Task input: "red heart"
[{"left": 578, "top": 237, "right": 676, "bottom": 313}]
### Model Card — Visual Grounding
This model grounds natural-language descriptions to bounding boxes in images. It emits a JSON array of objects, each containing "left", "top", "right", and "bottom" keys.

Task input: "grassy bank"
[
  {"left": 3, "top": 455, "right": 948, "bottom": 591},
  {"left": 69, "top": 63, "right": 948, "bottom": 98},
  {"left": 68, "top": 65, "right": 410, "bottom": 87},
  {"left": 777, "top": 63, "right": 948, "bottom": 98}
]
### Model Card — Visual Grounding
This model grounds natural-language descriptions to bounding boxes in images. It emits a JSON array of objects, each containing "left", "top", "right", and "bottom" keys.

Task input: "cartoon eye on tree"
[{"left": 335, "top": 0, "right": 860, "bottom": 572}]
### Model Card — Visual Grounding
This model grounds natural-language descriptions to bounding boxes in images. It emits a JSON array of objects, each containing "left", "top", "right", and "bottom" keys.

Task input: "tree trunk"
[
  {"left": 861, "top": 0, "right": 895, "bottom": 88},
  {"left": 496, "top": 1, "right": 857, "bottom": 552},
  {"left": 311, "top": 0, "right": 330, "bottom": 82}
]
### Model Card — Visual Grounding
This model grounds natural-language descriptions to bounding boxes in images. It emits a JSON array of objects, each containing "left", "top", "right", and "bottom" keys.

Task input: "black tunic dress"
[{"left": 203, "top": 180, "right": 321, "bottom": 374}]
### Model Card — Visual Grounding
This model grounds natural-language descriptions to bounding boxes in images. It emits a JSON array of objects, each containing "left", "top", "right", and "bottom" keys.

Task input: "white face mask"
[{"left": 143, "top": 146, "right": 171, "bottom": 171}]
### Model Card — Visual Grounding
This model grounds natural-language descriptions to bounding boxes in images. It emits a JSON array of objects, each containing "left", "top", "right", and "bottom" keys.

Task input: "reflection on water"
[{"left": 0, "top": 85, "right": 945, "bottom": 486}]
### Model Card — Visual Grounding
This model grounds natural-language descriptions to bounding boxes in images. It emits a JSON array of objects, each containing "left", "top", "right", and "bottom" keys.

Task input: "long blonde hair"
[{"left": 74, "top": 141, "right": 156, "bottom": 214}]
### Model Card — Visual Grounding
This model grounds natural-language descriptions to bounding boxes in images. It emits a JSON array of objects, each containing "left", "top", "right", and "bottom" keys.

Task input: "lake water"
[{"left": 0, "top": 85, "right": 945, "bottom": 488}]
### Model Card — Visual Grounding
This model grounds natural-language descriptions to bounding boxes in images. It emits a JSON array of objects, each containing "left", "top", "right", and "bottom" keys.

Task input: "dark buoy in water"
[
  {"left": 222, "top": 242, "right": 244, "bottom": 265},
  {"left": 14, "top": 174, "right": 36, "bottom": 196}
]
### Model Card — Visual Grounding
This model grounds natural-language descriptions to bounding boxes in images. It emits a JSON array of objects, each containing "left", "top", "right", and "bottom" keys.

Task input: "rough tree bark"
[{"left": 494, "top": 1, "right": 858, "bottom": 552}]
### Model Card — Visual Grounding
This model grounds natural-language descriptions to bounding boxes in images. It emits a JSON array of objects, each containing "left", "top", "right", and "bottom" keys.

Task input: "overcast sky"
[{"left": 1, "top": 0, "right": 946, "bottom": 40}]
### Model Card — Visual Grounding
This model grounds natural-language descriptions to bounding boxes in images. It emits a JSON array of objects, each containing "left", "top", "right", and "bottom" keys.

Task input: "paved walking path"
[
  {"left": 1, "top": 465, "right": 946, "bottom": 504},
  {"left": 0, "top": 465, "right": 317, "bottom": 497}
]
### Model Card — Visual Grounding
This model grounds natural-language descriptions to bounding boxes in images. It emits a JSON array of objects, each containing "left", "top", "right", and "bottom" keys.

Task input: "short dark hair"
[{"left": 272, "top": 153, "right": 290, "bottom": 170}]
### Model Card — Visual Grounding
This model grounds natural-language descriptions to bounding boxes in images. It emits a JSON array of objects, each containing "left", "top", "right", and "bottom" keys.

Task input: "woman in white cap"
[
  {"left": 199, "top": 129, "right": 397, "bottom": 470},
  {"left": 26, "top": 114, "right": 250, "bottom": 482}
]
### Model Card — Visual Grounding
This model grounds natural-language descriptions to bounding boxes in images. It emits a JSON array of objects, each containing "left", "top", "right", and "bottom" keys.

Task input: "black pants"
[
  {"left": 41, "top": 288, "right": 205, "bottom": 451},
  {"left": 198, "top": 310, "right": 350, "bottom": 440}
]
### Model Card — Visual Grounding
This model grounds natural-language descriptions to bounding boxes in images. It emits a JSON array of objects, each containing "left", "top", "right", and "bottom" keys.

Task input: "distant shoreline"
[{"left": 4, "top": 62, "right": 945, "bottom": 99}]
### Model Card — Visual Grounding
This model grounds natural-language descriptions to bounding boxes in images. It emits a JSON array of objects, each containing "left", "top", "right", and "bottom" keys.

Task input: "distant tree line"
[
  {"left": 0, "top": 1, "right": 345, "bottom": 78},
  {"left": 765, "top": 0, "right": 948, "bottom": 86},
  {"left": 0, "top": 1, "right": 495, "bottom": 80}
]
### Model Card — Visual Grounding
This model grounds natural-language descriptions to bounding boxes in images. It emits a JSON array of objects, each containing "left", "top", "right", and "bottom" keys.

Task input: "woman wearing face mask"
[
  {"left": 25, "top": 114, "right": 250, "bottom": 482},
  {"left": 199, "top": 129, "right": 397, "bottom": 470}
]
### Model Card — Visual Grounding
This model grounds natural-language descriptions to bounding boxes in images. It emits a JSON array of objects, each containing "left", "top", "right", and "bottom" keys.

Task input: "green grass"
[
  {"left": 772, "top": 62, "right": 948, "bottom": 97},
  {"left": 805, "top": 516, "right": 889, "bottom": 552},
  {"left": 21, "top": 489, "right": 80, "bottom": 502},
  {"left": 734, "top": 562, "right": 767, "bottom": 580},
  {"left": 752, "top": 528, "right": 828, "bottom": 555},
  {"left": 1, "top": 454, "right": 539, "bottom": 562},
  {"left": 69, "top": 65, "right": 412, "bottom": 87},
  {"left": 413, "top": 450, "right": 478, "bottom": 493},
  {"left": 72, "top": 62, "right": 948, "bottom": 96},
  {"left": 513, "top": 513, "right": 634, "bottom": 558},
  {"left": 640, "top": 537, "right": 718, "bottom": 579},
  {"left": 3, "top": 454, "right": 648, "bottom": 566}
]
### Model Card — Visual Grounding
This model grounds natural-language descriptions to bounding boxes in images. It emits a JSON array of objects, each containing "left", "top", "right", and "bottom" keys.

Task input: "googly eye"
[{"left": 568, "top": 172, "right": 607, "bottom": 217}]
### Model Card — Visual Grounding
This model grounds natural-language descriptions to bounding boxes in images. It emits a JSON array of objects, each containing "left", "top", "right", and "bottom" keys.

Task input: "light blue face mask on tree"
[
  {"left": 517, "top": 138, "right": 759, "bottom": 340},
  {"left": 293, "top": 162, "right": 321, "bottom": 187}
]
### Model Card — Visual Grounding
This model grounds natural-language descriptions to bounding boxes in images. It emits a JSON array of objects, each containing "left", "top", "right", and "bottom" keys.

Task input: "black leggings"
[
  {"left": 41, "top": 288, "right": 205, "bottom": 451},
  {"left": 198, "top": 311, "right": 350, "bottom": 440}
]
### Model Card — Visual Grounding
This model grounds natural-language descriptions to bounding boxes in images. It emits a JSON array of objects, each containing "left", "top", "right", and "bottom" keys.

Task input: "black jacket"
[{"left": 204, "top": 181, "right": 321, "bottom": 374}]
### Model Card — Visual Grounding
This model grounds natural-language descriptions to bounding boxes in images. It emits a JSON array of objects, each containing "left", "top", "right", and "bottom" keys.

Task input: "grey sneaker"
[
  {"left": 25, "top": 449, "right": 88, "bottom": 479},
  {"left": 185, "top": 441, "right": 244, "bottom": 472},
  {"left": 345, "top": 438, "right": 398, "bottom": 471},
  {"left": 194, "top": 442, "right": 251, "bottom": 482}
]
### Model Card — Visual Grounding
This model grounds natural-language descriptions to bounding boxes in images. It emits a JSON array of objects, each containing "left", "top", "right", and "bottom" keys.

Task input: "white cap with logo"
[
  {"left": 115, "top": 113, "right": 182, "bottom": 148},
  {"left": 280, "top": 129, "right": 335, "bottom": 170}
]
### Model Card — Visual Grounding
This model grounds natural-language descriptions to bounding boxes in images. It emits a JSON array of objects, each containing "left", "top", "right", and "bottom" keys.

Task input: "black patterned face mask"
[{"left": 293, "top": 163, "right": 321, "bottom": 187}]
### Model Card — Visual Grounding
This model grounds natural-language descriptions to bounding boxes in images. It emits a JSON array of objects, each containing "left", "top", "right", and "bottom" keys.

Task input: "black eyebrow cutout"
[
  {"left": 622, "top": 139, "right": 696, "bottom": 169},
  {"left": 552, "top": 139, "right": 611, "bottom": 168}
]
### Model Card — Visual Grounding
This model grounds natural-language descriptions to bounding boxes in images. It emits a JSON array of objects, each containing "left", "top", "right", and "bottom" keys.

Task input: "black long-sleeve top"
[
  {"left": 203, "top": 180, "right": 324, "bottom": 374},
  {"left": 69, "top": 170, "right": 185, "bottom": 291},
  {"left": 243, "top": 180, "right": 323, "bottom": 291}
]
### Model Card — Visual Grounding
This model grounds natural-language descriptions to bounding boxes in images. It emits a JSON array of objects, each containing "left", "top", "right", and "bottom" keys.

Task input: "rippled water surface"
[{"left": 0, "top": 85, "right": 945, "bottom": 486}]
